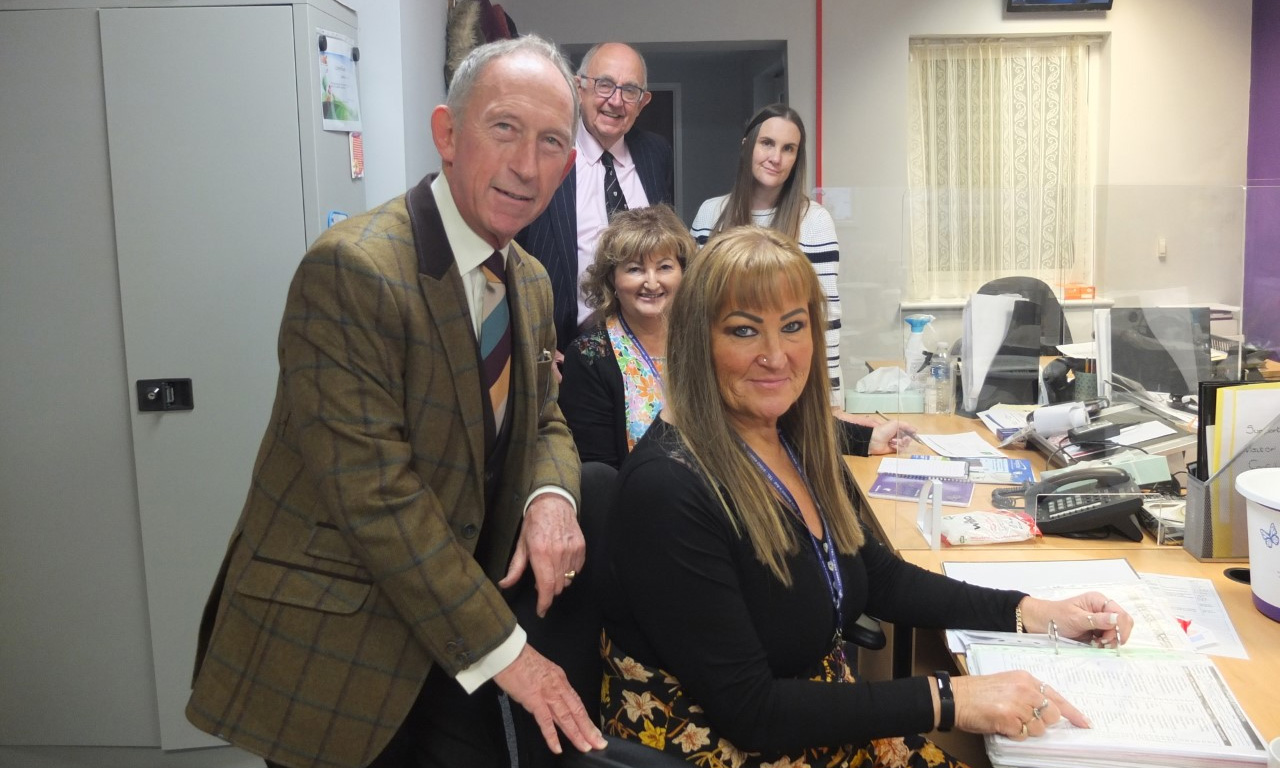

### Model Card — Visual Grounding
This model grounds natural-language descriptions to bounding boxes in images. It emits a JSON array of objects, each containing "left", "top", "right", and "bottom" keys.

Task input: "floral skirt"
[{"left": 599, "top": 632, "right": 970, "bottom": 768}]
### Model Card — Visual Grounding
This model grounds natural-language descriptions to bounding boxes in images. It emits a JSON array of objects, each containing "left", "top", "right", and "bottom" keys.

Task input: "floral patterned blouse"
[{"left": 605, "top": 314, "right": 666, "bottom": 452}]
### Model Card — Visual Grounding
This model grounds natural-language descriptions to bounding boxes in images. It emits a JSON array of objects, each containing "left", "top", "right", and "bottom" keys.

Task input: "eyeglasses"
[{"left": 580, "top": 76, "right": 646, "bottom": 104}]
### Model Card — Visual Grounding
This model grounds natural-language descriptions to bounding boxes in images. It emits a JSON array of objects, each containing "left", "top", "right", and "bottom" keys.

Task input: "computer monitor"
[{"left": 1108, "top": 306, "right": 1213, "bottom": 397}]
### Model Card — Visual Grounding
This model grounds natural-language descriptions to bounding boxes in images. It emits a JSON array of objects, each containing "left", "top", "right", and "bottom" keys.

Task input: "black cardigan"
[{"left": 603, "top": 418, "right": 1027, "bottom": 753}]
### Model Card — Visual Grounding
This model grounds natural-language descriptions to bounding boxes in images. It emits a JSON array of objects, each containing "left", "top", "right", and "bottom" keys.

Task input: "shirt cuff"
[
  {"left": 455, "top": 625, "right": 527, "bottom": 694},
  {"left": 524, "top": 486, "right": 577, "bottom": 516}
]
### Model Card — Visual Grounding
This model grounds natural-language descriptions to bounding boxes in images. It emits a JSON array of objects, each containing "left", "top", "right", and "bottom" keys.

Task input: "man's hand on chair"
[{"left": 494, "top": 644, "right": 608, "bottom": 754}]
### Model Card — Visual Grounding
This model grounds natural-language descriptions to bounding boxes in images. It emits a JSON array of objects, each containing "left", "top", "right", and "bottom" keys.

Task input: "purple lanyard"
[
  {"left": 617, "top": 313, "right": 664, "bottom": 388},
  {"left": 741, "top": 433, "right": 846, "bottom": 638}
]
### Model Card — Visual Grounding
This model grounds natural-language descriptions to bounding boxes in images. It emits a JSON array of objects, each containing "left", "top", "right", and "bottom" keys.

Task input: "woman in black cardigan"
[{"left": 560, "top": 205, "right": 696, "bottom": 468}]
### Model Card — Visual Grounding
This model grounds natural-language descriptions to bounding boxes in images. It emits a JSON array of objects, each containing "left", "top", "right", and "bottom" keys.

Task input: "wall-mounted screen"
[{"left": 1006, "top": 0, "right": 1113, "bottom": 11}]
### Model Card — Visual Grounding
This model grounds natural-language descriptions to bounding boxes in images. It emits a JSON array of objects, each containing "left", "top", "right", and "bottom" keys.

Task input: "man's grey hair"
[
  {"left": 446, "top": 34, "right": 580, "bottom": 143},
  {"left": 577, "top": 42, "right": 649, "bottom": 89}
]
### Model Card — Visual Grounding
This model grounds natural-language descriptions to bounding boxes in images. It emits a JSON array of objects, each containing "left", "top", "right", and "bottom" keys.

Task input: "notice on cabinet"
[{"left": 319, "top": 29, "right": 361, "bottom": 132}]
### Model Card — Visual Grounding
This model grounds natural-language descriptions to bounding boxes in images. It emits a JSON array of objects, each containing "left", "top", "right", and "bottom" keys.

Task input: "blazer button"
[{"left": 461, "top": 523, "right": 478, "bottom": 539}]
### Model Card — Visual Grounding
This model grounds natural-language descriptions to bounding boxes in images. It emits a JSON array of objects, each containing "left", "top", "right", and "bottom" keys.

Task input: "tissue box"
[{"left": 845, "top": 390, "right": 924, "bottom": 414}]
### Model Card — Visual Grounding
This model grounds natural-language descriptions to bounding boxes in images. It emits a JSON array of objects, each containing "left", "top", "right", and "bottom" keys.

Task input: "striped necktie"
[
  {"left": 480, "top": 249, "right": 512, "bottom": 432},
  {"left": 602, "top": 150, "right": 629, "bottom": 219}
]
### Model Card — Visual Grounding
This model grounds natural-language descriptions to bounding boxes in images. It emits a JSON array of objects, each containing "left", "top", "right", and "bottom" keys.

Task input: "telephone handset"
[{"left": 996, "top": 466, "right": 1146, "bottom": 541}]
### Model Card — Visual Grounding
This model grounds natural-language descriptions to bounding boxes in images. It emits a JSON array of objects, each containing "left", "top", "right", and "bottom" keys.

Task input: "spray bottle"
[{"left": 903, "top": 314, "right": 935, "bottom": 387}]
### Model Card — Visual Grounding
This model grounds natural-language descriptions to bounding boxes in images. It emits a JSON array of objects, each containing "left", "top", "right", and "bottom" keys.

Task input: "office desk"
[
  {"left": 898, "top": 548, "right": 1280, "bottom": 766},
  {"left": 847, "top": 413, "right": 1173, "bottom": 685},
  {"left": 845, "top": 413, "right": 1160, "bottom": 554}
]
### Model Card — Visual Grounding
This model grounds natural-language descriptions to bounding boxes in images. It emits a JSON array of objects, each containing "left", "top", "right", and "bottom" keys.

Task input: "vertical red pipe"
[{"left": 815, "top": 0, "right": 824, "bottom": 199}]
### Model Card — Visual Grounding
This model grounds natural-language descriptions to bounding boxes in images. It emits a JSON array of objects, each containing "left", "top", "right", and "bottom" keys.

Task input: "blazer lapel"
[
  {"left": 555, "top": 168, "right": 577, "bottom": 267},
  {"left": 405, "top": 176, "right": 486, "bottom": 484}
]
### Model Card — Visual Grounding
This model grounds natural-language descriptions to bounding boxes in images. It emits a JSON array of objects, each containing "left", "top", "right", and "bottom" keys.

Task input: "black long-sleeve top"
[{"left": 602, "top": 418, "right": 1026, "bottom": 754}]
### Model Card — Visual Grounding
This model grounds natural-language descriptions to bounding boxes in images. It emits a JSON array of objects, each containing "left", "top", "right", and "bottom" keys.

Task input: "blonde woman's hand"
[
  {"left": 1018, "top": 593, "right": 1134, "bottom": 648},
  {"left": 951, "top": 670, "right": 1090, "bottom": 740}
]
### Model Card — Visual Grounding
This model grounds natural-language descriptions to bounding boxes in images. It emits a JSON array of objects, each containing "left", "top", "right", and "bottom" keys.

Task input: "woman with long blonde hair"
[{"left": 599, "top": 226, "right": 1135, "bottom": 768}]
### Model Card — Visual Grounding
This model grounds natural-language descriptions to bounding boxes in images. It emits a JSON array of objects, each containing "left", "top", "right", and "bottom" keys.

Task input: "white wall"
[
  {"left": 821, "top": 0, "right": 1252, "bottom": 370},
  {"left": 341, "top": 0, "right": 444, "bottom": 207}
]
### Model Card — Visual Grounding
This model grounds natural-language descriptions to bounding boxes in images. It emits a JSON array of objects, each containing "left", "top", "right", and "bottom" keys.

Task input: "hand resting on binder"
[{"left": 945, "top": 591, "right": 1135, "bottom": 741}]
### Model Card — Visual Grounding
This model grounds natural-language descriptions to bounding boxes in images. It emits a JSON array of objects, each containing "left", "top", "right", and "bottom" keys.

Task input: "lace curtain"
[{"left": 907, "top": 36, "right": 1096, "bottom": 300}]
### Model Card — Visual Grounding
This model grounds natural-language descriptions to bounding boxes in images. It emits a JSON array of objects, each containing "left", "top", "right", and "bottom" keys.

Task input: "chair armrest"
[{"left": 559, "top": 735, "right": 692, "bottom": 768}]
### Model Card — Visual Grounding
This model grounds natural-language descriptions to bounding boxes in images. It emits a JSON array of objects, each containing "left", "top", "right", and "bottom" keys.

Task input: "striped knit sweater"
[{"left": 690, "top": 195, "right": 843, "bottom": 406}]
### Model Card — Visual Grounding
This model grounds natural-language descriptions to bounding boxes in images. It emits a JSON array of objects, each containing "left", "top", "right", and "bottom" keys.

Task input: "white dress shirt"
[
  {"left": 573, "top": 125, "right": 651, "bottom": 327},
  {"left": 430, "top": 174, "right": 575, "bottom": 691}
]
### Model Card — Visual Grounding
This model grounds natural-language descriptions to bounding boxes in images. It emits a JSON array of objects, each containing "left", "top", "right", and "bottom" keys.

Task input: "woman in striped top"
[
  {"left": 691, "top": 105, "right": 912, "bottom": 443},
  {"left": 690, "top": 104, "right": 845, "bottom": 404}
]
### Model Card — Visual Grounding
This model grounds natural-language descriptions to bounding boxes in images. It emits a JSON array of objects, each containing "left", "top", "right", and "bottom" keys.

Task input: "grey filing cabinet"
[{"left": 0, "top": 0, "right": 364, "bottom": 751}]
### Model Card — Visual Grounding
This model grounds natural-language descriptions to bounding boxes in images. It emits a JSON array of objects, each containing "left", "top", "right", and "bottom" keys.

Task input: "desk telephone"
[{"left": 995, "top": 466, "right": 1146, "bottom": 541}]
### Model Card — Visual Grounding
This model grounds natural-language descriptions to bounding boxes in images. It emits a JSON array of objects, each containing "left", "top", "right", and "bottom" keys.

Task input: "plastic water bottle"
[
  {"left": 903, "top": 314, "right": 934, "bottom": 388},
  {"left": 928, "top": 342, "right": 954, "bottom": 415}
]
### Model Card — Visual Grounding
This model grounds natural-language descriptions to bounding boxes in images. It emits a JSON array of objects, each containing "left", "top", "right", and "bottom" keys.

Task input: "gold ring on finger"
[
  {"left": 1087, "top": 613, "right": 1096, "bottom": 630},
  {"left": 1039, "top": 682, "right": 1047, "bottom": 695},
  {"left": 1020, "top": 722, "right": 1029, "bottom": 738},
  {"left": 564, "top": 570, "right": 577, "bottom": 580}
]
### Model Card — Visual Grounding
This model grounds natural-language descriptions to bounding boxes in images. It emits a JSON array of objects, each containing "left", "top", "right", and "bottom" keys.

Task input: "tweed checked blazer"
[
  {"left": 186, "top": 174, "right": 580, "bottom": 768},
  {"left": 516, "top": 129, "right": 673, "bottom": 352}
]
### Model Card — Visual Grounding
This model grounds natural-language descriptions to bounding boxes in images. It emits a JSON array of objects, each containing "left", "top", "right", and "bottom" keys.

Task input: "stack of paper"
[
  {"left": 970, "top": 645, "right": 1267, "bottom": 768},
  {"left": 944, "top": 559, "right": 1265, "bottom": 767}
]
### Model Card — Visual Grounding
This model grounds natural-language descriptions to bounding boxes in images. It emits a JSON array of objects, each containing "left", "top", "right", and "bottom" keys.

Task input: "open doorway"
[{"left": 563, "top": 41, "right": 788, "bottom": 224}]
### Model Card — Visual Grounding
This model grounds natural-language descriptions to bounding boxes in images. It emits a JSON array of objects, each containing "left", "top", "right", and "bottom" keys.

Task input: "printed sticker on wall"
[
  {"left": 327, "top": 211, "right": 349, "bottom": 229},
  {"left": 350, "top": 132, "right": 365, "bottom": 179}
]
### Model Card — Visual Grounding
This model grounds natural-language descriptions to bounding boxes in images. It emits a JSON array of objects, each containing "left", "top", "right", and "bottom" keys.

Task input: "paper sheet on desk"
[
  {"left": 1055, "top": 341, "right": 1096, "bottom": 358},
  {"left": 877, "top": 457, "right": 969, "bottom": 478},
  {"left": 942, "top": 559, "right": 1193, "bottom": 655},
  {"left": 1140, "top": 572, "right": 1248, "bottom": 658},
  {"left": 1110, "top": 420, "right": 1177, "bottom": 446},
  {"left": 917, "top": 431, "right": 1006, "bottom": 458}
]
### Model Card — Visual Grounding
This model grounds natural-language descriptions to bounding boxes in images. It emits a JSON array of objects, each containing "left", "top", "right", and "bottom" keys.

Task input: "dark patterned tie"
[
  {"left": 479, "top": 250, "right": 511, "bottom": 431},
  {"left": 602, "top": 151, "right": 628, "bottom": 219}
]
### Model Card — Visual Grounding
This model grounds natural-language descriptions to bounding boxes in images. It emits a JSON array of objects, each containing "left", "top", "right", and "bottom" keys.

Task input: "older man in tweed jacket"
[{"left": 186, "top": 36, "right": 607, "bottom": 768}]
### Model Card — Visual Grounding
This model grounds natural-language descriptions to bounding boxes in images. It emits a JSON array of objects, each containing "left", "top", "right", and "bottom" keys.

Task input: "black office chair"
[
  {"left": 976, "top": 276, "right": 1072, "bottom": 354},
  {"left": 506, "top": 462, "right": 686, "bottom": 768}
]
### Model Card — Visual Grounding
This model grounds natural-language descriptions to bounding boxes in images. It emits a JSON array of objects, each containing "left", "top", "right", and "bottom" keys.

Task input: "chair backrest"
[
  {"left": 976, "top": 276, "right": 1072, "bottom": 353},
  {"left": 509, "top": 461, "right": 693, "bottom": 767}
]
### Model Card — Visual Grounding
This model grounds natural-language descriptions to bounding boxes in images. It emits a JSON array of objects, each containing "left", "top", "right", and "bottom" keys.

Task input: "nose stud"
[{"left": 759, "top": 355, "right": 769, "bottom": 365}]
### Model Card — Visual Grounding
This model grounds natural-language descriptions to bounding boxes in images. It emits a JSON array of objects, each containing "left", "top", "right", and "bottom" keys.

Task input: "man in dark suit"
[
  {"left": 185, "top": 35, "right": 607, "bottom": 768},
  {"left": 517, "top": 42, "right": 675, "bottom": 354}
]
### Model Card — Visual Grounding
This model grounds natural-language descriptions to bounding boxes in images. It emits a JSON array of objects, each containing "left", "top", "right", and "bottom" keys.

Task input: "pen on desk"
[{"left": 875, "top": 410, "right": 890, "bottom": 423}]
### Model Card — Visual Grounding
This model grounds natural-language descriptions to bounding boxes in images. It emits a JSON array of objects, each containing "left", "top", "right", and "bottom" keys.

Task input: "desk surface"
[
  {"left": 899, "top": 547, "right": 1280, "bottom": 742},
  {"left": 846, "top": 413, "right": 1277, "bottom": 754},
  {"left": 846, "top": 413, "right": 1162, "bottom": 554}
]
